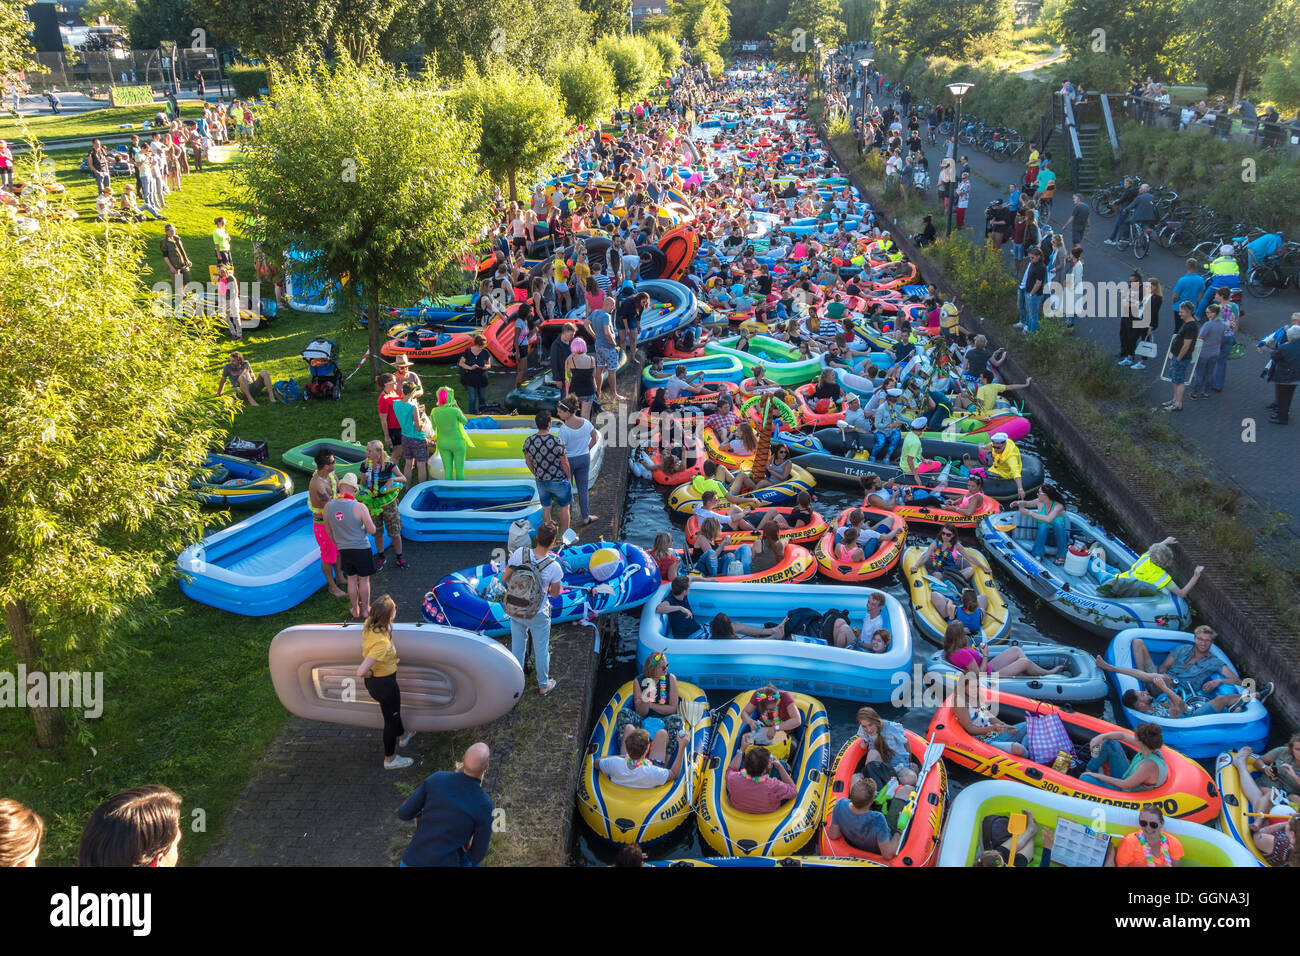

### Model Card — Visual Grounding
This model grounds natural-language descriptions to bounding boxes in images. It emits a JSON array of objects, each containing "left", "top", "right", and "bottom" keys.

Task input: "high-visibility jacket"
[
  {"left": 1207, "top": 254, "right": 1240, "bottom": 286},
  {"left": 987, "top": 439, "right": 1022, "bottom": 480},
  {"left": 1114, "top": 552, "right": 1172, "bottom": 589}
]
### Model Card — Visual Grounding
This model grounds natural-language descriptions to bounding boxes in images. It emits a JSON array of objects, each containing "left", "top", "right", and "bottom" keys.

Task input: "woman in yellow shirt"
[
  {"left": 356, "top": 594, "right": 415, "bottom": 770},
  {"left": 973, "top": 368, "right": 1031, "bottom": 416}
]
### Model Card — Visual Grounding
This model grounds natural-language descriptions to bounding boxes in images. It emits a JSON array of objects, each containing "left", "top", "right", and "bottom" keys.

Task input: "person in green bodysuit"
[{"left": 430, "top": 387, "right": 471, "bottom": 481}]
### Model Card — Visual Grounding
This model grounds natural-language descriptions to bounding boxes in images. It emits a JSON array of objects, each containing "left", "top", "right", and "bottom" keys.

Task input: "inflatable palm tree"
[{"left": 750, "top": 394, "right": 777, "bottom": 479}]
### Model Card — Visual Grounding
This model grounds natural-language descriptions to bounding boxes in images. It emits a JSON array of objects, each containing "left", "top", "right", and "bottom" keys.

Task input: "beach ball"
[{"left": 588, "top": 547, "right": 624, "bottom": 583}]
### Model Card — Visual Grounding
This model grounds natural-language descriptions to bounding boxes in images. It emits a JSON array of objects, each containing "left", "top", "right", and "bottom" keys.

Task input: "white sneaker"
[
  {"left": 1103, "top": 239, "right": 1117, "bottom": 245},
  {"left": 1117, "top": 357, "right": 1132, "bottom": 366},
  {"left": 1130, "top": 361, "right": 1146, "bottom": 370},
  {"left": 398, "top": 731, "right": 416, "bottom": 749},
  {"left": 1012, "top": 322, "right": 1025, "bottom": 329},
  {"left": 384, "top": 755, "right": 413, "bottom": 770}
]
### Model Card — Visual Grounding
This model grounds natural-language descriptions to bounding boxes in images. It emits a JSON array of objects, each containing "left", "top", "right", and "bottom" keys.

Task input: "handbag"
[
  {"left": 1023, "top": 705, "right": 1076, "bottom": 766},
  {"left": 1134, "top": 339, "right": 1159, "bottom": 359}
]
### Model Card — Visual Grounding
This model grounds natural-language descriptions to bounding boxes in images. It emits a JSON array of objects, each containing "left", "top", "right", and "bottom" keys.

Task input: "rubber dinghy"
[
  {"left": 937, "top": 779, "right": 1259, "bottom": 867},
  {"left": 178, "top": 492, "right": 367, "bottom": 616},
  {"left": 1104, "top": 629, "right": 1269, "bottom": 759},
  {"left": 976, "top": 511, "right": 1192, "bottom": 636},
  {"left": 1215, "top": 751, "right": 1293, "bottom": 867},
  {"left": 268, "top": 623, "right": 525, "bottom": 731},
  {"left": 422, "top": 541, "right": 660, "bottom": 637},
  {"left": 696, "top": 691, "right": 831, "bottom": 857},
  {"left": 191, "top": 453, "right": 293, "bottom": 509},
  {"left": 637, "top": 580, "right": 913, "bottom": 702},
  {"left": 576, "top": 680, "right": 713, "bottom": 845},
  {"left": 398, "top": 480, "right": 542, "bottom": 542},
  {"left": 632, "top": 279, "right": 699, "bottom": 342},
  {"left": 923, "top": 645, "right": 1107, "bottom": 703}
]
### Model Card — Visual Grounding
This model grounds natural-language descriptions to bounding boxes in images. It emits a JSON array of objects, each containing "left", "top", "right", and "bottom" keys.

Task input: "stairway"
[{"left": 1050, "top": 91, "right": 1103, "bottom": 193}]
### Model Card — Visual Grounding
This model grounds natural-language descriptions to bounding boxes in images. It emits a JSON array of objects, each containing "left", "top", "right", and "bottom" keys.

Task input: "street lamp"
[{"left": 945, "top": 81, "right": 974, "bottom": 236}]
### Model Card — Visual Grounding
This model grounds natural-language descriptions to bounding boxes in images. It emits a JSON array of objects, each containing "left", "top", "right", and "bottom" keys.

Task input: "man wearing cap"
[
  {"left": 325, "top": 472, "right": 379, "bottom": 619},
  {"left": 871, "top": 388, "right": 905, "bottom": 462},
  {"left": 392, "top": 354, "right": 424, "bottom": 399},
  {"left": 839, "top": 391, "right": 873, "bottom": 440},
  {"left": 1197, "top": 244, "right": 1240, "bottom": 317},
  {"left": 899, "top": 417, "right": 929, "bottom": 479},
  {"left": 981, "top": 433, "right": 1025, "bottom": 499}
]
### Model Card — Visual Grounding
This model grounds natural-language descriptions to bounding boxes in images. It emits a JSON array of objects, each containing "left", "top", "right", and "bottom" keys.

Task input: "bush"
[
  {"left": 227, "top": 66, "right": 269, "bottom": 100},
  {"left": 927, "top": 233, "right": 1018, "bottom": 321},
  {"left": 828, "top": 114, "right": 849, "bottom": 137}
]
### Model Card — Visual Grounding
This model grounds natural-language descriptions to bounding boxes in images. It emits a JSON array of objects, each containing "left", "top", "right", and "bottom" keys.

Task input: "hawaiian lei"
[{"left": 1138, "top": 830, "right": 1173, "bottom": 866}]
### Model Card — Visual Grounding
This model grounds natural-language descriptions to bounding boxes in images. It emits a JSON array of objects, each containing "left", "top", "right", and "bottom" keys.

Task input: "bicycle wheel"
[
  {"left": 1092, "top": 192, "right": 1118, "bottom": 218},
  {"left": 1246, "top": 265, "right": 1279, "bottom": 298},
  {"left": 1134, "top": 229, "right": 1151, "bottom": 259},
  {"left": 939, "top": 120, "right": 952, "bottom": 134},
  {"left": 1167, "top": 228, "right": 1197, "bottom": 257}
]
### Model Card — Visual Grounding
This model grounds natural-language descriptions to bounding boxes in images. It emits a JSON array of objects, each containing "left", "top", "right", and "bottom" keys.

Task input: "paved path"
[{"left": 857, "top": 83, "right": 1300, "bottom": 538}]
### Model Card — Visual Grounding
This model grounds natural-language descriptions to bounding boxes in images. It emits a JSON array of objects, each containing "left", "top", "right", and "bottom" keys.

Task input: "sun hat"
[
  {"left": 991, "top": 432, "right": 1008, "bottom": 444},
  {"left": 886, "top": 388, "right": 902, "bottom": 398},
  {"left": 393, "top": 355, "right": 414, "bottom": 367},
  {"left": 911, "top": 417, "right": 928, "bottom": 429},
  {"left": 338, "top": 472, "right": 359, "bottom": 490}
]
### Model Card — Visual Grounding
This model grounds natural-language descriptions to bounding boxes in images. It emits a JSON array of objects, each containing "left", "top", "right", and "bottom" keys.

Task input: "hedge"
[{"left": 226, "top": 66, "right": 270, "bottom": 100}]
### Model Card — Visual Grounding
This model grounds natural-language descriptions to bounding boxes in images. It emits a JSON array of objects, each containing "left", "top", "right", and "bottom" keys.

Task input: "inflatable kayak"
[
  {"left": 938, "top": 779, "right": 1257, "bottom": 867},
  {"left": 282, "top": 439, "right": 368, "bottom": 478},
  {"left": 819, "top": 732, "right": 948, "bottom": 866},
  {"left": 923, "top": 644, "right": 1107, "bottom": 703},
  {"left": 192, "top": 453, "right": 293, "bottom": 509},
  {"left": 900, "top": 544, "right": 1011, "bottom": 646},
  {"left": 929, "top": 688, "right": 1221, "bottom": 823},
  {"left": 421, "top": 541, "right": 659, "bottom": 637},
  {"left": 638, "top": 580, "right": 913, "bottom": 702},
  {"left": 696, "top": 690, "right": 830, "bottom": 857},
  {"left": 397, "top": 480, "right": 542, "bottom": 542},
  {"left": 877, "top": 485, "right": 1004, "bottom": 528},
  {"left": 666, "top": 464, "right": 816, "bottom": 514},
  {"left": 813, "top": 508, "right": 907, "bottom": 582},
  {"left": 977, "top": 512, "right": 1192, "bottom": 636},
  {"left": 268, "top": 623, "right": 524, "bottom": 731},
  {"left": 1104, "top": 629, "right": 1269, "bottom": 759},
  {"left": 576, "top": 680, "right": 712, "bottom": 845}
]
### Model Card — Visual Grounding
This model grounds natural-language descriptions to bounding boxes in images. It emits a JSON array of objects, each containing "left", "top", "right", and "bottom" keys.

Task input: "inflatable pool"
[
  {"left": 1104, "top": 629, "right": 1269, "bottom": 758},
  {"left": 282, "top": 439, "right": 368, "bottom": 478},
  {"left": 268, "top": 622, "right": 524, "bottom": 731},
  {"left": 633, "top": 279, "right": 698, "bottom": 342},
  {"left": 191, "top": 453, "right": 293, "bottom": 509},
  {"left": 642, "top": 354, "right": 747, "bottom": 388},
  {"left": 576, "top": 680, "right": 712, "bottom": 845},
  {"left": 177, "top": 492, "right": 353, "bottom": 616},
  {"left": 398, "top": 480, "right": 542, "bottom": 542},
  {"left": 696, "top": 690, "right": 830, "bottom": 857},
  {"left": 977, "top": 512, "right": 1192, "bottom": 636},
  {"left": 704, "top": 334, "right": 823, "bottom": 385},
  {"left": 422, "top": 541, "right": 659, "bottom": 636},
  {"left": 637, "top": 580, "right": 913, "bottom": 701},
  {"left": 937, "top": 779, "right": 1258, "bottom": 867}
]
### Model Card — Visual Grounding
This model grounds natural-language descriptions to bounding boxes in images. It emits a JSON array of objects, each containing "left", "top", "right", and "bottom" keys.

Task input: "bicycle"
[
  {"left": 1113, "top": 220, "right": 1154, "bottom": 259},
  {"left": 1245, "top": 242, "right": 1300, "bottom": 298}
]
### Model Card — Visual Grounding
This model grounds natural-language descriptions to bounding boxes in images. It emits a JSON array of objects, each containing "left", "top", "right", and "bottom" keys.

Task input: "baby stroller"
[{"left": 301, "top": 338, "right": 343, "bottom": 400}]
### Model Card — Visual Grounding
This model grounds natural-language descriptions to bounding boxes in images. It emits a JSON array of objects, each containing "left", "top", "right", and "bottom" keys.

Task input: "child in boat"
[{"left": 598, "top": 726, "right": 688, "bottom": 789}]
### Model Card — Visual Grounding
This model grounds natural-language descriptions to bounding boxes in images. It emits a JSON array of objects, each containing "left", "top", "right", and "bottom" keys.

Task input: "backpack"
[
  {"left": 507, "top": 519, "right": 534, "bottom": 556},
  {"left": 503, "top": 549, "right": 557, "bottom": 622}
]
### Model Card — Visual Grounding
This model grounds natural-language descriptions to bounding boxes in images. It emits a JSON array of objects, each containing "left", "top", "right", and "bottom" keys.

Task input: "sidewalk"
[{"left": 856, "top": 85, "right": 1300, "bottom": 538}]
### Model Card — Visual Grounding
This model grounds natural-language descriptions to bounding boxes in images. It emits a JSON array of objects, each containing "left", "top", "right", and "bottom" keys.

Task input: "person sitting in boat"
[
  {"left": 728, "top": 421, "right": 759, "bottom": 457},
  {"left": 855, "top": 707, "right": 916, "bottom": 783},
  {"left": 870, "top": 388, "right": 906, "bottom": 461},
  {"left": 944, "top": 621, "right": 1064, "bottom": 680},
  {"left": 1103, "top": 536, "right": 1204, "bottom": 599},
  {"left": 1115, "top": 804, "right": 1183, "bottom": 868},
  {"left": 748, "top": 521, "right": 786, "bottom": 576},
  {"left": 974, "top": 367, "right": 1031, "bottom": 417},
  {"left": 899, "top": 417, "right": 931, "bottom": 480},
  {"left": 963, "top": 432, "right": 1024, "bottom": 500},
  {"left": 726, "top": 744, "right": 797, "bottom": 815},
  {"left": 1252, "top": 732, "right": 1300, "bottom": 798},
  {"left": 860, "top": 474, "right": 904, "bottom": 511},
  {"left": 703, "top": 393, "right": 740, "bottom": 443},
  {"left": 709, "top": 612, "right": 789, "bottom": 641},
  {"left": 690, "top": 516, "right": 753, "bottom": 577},
  {"left": 941, "top": 474, "right": 990, "bottom": 516},
  {"left": 693, "top": 489, "right": 754, "bottom": 535},
  {"left": 838, "top": 508, "right": 903, "bottom": 554},
  {"left": 826, "top": 777, "right": 902, "bottom": 860},
  {"left": 616, "top": 649, "right": 685, "bottom": 742},
  {"left": 908, "top": 526, "right": 978, "bottom": 581},
  {"left": 666, "top": 364, "right": 709, "bottom": 400},
  {"left": 740, "top": 685, "right": 801, "bottom": 762},
  {"left": 951, "top": 670, "right": 1030, "bottom": 756},
  {"left": 649, "top": 532, "right": 680, "bottom": 582},
  {"left": 732, "top": 442, "right": 795, "bottom": 497},
  {"left": 1229, "top": 748, "right": 1297, "bottom": 866},
  {"left": 598, "top": 725, "right": 689, "bottom": 790},
  {"left": 1081, "top": 722, "right": 1168, "bottom": 791},
  {"left": 812, "top": 367, "right": 843, "bottom": 410},
  {"left": 656, "top": 575, "right": 708, "bottom": 641},
  {"left": 1094, "top": 655, "right": 1270, "bottom": 717},
  {"left": 1010, "top": 484, "right": 1070, "bottom": 565},
  {"left": 838, "top": 392, "right": 874, "bottom": 440},
  {"left": 749, "top": 362, "right": 780, "bottom": 392},
  {"left": 935, "top": 587, "right": 990, "bottom": 639}
]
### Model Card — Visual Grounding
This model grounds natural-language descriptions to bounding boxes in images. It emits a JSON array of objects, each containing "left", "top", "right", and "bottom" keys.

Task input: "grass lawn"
[
  {"left": 0, "top": 146, "right": 482, "bottom": 865},
  {"left": 0, "top": 100, "right": 207, "bottom": 145},
  {"left": 986, "top": 24, "right": 1058, "bottom": 73}
]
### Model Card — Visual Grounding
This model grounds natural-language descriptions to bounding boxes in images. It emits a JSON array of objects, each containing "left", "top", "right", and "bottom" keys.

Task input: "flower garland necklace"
[
  {"left": 1138, "top": 830, "right": 1173, "bottom": 866},
  {"left": 656, "top": 675, "right": 669, "bottom": 705},
  {"left": 738, "top": 768, "right": 769, "bottom": 783}
]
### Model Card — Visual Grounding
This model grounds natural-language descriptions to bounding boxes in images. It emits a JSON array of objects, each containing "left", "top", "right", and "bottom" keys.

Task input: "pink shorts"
[{"left": 313, "top": 521, "right": 338, "bottom": 563}]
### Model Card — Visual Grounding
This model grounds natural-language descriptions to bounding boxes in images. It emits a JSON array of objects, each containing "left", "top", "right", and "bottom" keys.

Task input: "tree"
[
  {"left": 550, "top": 46, "right": 616, "bottom": 128},
  {"left": 236, "top": 57, "right": 491, "bottom": 377},
  {"left": 771, "top": 0, "right": 843, "bottom": 65},
  {"left": 420, "top": 0, "right": 592, "bottom": 81},
  {"left": 1, "top": 0, "right": 35, "bottom": 76},
  {"left": 1176, "top": 0, "right": 1300, "bottom": 103},
  {"left": 456, "top": 68, "right": 570, "bottom": 201},
  {"left": 81, "top": 0, "right": 138, "bottom": 28},
  {"left": 202, "top": 0, "right": 337, "bottom": 62},
  {"left": 875, "top": 0, "right": 1011, "bottom": 59},
  {"left": 329, "top": 0, "right": 408, "bottom": 63},
  {"left": 1259, "top": 47, "right": 1300, "bottom": 113},
  {"left": 580, "top": 0, "right": 632, "bottom": 37},
  {"left": 841, "top": 0, "right": 880, "bottom": 41},
  {"left": 0, "top": 191, "right": 224, "bottom": 748},
  {"left": 597, "top": 34, "right": 660, "bottom": 105},
  {"left": 669, "top": 0, "right": 730, "bottom": 63},
  {"left": 642, "top": 30, "right": 683, "bottom": 74},
  {"left": 1042, "top": 0, "right": 1183, "bottom": 76}
]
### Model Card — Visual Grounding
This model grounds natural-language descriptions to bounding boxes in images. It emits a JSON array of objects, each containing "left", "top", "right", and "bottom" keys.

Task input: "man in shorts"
[
  {"left": 523, "top": 410, "right": 572, "bottom": 537},
  {"left": 615, "top": 287, "right": 649, "bottom": 356},
  {"left": 216, "top": 351, "right": 276, "bottom": 406},
  {"left": 325, "top": 472, "right": 378, "bottom": 619},
  {"left": 308, "top": 450, "right": 347, "bottom": 597},
  {"left": 589, "top": 294, "right": 623, "bottom": 403}
]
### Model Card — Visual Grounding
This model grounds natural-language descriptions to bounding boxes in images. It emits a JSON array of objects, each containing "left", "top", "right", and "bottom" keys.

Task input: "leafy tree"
[
  {"left": 1042, "top": 0, "right": 1182, "bottom": 76},
  {"left": 1258, "top": 47, "right": 1300, "bottom": 113},
  {"left": 670, "top": 0, "right": 730, "bottom": 62},
  {"left": 202, "top": 0, "right": 337, "bottom": 62},
  {"left": 126, "top": 0, "right": 202, "bottom": 50},
  {"left": 81, "top": 0, "right": 138, "bottom": 28},
  {"left": 456, "top": 68, "right": 571, "bottom": 201},
  {"left": 550, "top": 46, "right": 616, "bottom": 128},
  {"left": 726, "top": 0, "right": 766, "bottom": 39},
  {"left": 597, "top": 33, "right": 660, "bottom": 105},
  {"left": 420, "top": 0, "right": 592, "bottom": 81},
  {"left": 875, "top": 0, "right": 1011, "bottom": 59},
  {"left": 1, "top": 0, "right": 35, "bottom": 76},
  {"left": 580, "top": 0, "right": 632, "bottom": 37},
  {"left": 329, "top": 0, "right": 407, "bottom": 63},
  {"left": 642, "top": 29, "right": 683, "bottom": 74},
  {"left": 841, "top": 0, "right": 880, "bottom": 41},
  {"left": 1175, "top": 0, "right": 1300, "bottom": 103},
  {"left": 771, "top": 0, "right": 843, "bottom": 64},
  {"left": 0, "top": 195, "right": 224, "bottom": 748},
  {"left": 236, "top": 57, "right": 491, "bottom": 377}
]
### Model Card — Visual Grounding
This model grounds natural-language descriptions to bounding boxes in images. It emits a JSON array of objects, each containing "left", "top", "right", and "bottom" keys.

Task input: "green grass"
[
  {"left": 0, "top": 148, "right": 476, "bottom": 865},
  {"left": 1, "top": 100, "right": 207, "bottom": 145},
  {"left": 986, "top": 24, "right": 1058, "bottom": 73}
]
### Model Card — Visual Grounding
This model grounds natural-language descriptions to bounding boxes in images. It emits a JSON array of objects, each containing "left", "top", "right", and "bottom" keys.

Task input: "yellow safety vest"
[
  {"left": 1115, "top": 553, "right": 1172, "bottom": 589},
  {"left": 1208, "top": 255, "right": 1239, "bottom": 277}
]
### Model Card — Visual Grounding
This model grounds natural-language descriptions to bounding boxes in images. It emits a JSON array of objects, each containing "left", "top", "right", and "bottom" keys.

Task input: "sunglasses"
[{"left": 1139, "top": 819, "right": 1161, "bottom": 830}]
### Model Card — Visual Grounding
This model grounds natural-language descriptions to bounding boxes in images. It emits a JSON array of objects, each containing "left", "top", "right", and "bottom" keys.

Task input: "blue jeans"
[
  {"left": 510, "top": 608, "right": 551, "bottom": 688},
  {"left": 1108, "top": 210, "right": 1131, "bottom": 242},
  {"left": 1079, "top": 739, "right": 1127, "bottom": 786},
  {"left": 568, "top": 453, "right": 591, "bottom": 520},
  {"left": 696, "top": 544, "right": 752, "bottom": 576},
  {"left": 871, "top": 428, "right": 901, "bottom": 461},
  {"left": 1031, "top": 518, "right": 1069, "bottom": 560},
  {"left": 1024, "top": 293, "right": 1045, "bottom": 332},
  {"left": 1197, "top": 281, "right": 1234, "bottom": 317},
  {"left": 466, "top": 385, "right": 488, "bottom": 413},
  {"left": 1210, "top": 338, "right": 1231, "bottom": 391},
  {"left": 1188, "top": 355, "right": 1216, "bottom": 395}
]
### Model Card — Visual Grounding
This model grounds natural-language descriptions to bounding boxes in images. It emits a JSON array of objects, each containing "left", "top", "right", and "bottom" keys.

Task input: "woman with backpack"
[{"left": 500, "top": 521, "right": 563, "bottom": 696}]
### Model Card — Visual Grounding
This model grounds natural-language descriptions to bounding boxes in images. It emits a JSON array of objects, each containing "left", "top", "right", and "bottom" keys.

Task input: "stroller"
[{"left": 301, "top": 338, "right": 343, "bottom": 400}]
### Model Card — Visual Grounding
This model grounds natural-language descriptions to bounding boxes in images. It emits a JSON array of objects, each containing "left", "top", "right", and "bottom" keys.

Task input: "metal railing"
[{"left": 1119, "top": 93, "right": 1300, "bottom": 157}]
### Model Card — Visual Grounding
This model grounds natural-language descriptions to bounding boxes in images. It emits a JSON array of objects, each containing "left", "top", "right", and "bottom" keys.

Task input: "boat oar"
[{"left": 677, "top": 697, "right": 708, "bottom": 809}]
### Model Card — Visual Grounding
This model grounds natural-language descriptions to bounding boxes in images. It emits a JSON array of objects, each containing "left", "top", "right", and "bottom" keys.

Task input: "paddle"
[
  {"left": 677, "top": 696, "right": 709, "bottom": 808},
  {"left": 894, "top": 736, "right": 944, "bottom": 851},
  {"left": 472, "top": 500, "right": 541, "bottom": 512}
]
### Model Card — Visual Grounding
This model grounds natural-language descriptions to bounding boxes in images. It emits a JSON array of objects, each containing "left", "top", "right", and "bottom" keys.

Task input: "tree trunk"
[
  {"left": 368, "top": 286, "right": 384, "bottom": 377},
  {"left": 4, "top": 600, "right": 66, "bottom": 748},
  {"left": 1233, "top": 65, "right": 1246, "bottom": 107},
  {"left": 508, "top": 166, "right": 518, "bottom": 203}
]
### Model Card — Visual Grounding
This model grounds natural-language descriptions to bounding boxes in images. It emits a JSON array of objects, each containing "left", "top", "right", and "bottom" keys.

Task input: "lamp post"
[{"left": 945, "top": 81, "right": 974, "bottom": 237}]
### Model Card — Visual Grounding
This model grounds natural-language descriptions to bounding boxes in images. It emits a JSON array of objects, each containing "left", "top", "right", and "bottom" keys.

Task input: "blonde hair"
[
  {"left": 0, "top": 799, "right": 43, "bottom": 867},
  {"left": 366, "top": 594, "right": 397, "bottom": 632}
]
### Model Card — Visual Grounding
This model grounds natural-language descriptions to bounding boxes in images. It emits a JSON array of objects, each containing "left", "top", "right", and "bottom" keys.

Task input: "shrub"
[
  {"left": 227, "top": 66, "right": 269, "bottom": 100},
  {"left": 927, "top": 233, "right": 1017, "bottom": 321}
]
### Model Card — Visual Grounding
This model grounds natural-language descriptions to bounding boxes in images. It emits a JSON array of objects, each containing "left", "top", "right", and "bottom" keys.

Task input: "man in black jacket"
[
  {"left": 87, "top": 139, "right": 111, "bottom": 193},
  {"left": 1103, "top": 177, "right": 1140, "bottom": 241}
]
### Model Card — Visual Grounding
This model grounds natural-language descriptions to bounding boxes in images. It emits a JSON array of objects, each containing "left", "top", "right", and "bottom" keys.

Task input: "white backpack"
[{"left": 503, "top": 549, "right": 557, "bottom": 622}]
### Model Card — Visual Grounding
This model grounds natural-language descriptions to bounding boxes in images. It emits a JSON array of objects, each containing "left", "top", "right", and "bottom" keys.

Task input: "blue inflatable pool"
[{"left": 399, "top": 480, "right": 542, "bottom": 542}]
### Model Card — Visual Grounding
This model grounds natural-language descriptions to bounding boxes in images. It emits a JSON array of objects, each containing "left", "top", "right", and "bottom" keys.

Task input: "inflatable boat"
[
  {"left": 191, "top": 453, "right": 293, "bottom": 509},
  {"left": 268, "top": 622, "right": 524, "bottom": 731},
  {"left": 684, "top": 507, "right": 827, "bottom": 547},
  {"left": 1215, "top": 751, "right": 1293, "bottom": 867},
  {"left": 977, "top": 512, "right": 1192, "bottom": 637},
  {"left": 637, "top": 580, "right": 913, "bottom": 702},
  {"left": 642, "top": 354, "right": 747, "bottom": 388},
  {"left": 923, "top": 645, "right": 1107, "bottom": 703},
  {"left": 665, "top": 464, "right": 816, "bottom": 513},
  {"left": 813, "top": 509, "right": 907, "bottom": 582},
  {"left": 633, "top": 279, "right": 699, "bottom": 342},
  {"left": 696, "top": 690, "right": 830, "bottom": 857},
  {"left": 422, "top": 541, "right": 659, "bottom": 637},
  {"left": 398, "top": 480, "right": 542, "bottom": 542},
  {"left": 683, "top": 542, "right": 816, "bottom": 584},
  {"left": 282, "top": 439, "right": 368, "bottom": 478}
]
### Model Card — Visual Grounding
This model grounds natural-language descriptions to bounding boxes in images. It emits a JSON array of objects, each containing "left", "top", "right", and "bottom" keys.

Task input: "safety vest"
[
  {"left": 1115, "top": 553, "right": 1172, "bottom": 589},
  {"left": 1208, "top": 255, "right": 1239, "bottom": 277}
]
